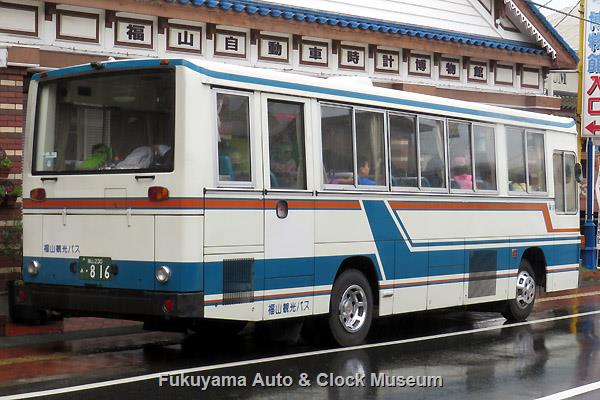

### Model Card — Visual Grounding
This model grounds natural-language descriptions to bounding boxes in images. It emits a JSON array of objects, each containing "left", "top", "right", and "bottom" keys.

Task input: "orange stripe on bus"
[{"left": 388, "top": 201, "right": 579, "bottom": 234}]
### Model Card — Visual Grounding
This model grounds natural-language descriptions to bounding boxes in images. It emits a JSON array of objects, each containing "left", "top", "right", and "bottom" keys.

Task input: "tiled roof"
[{"left": 166, "top": 0, "right": 549, "bottom": 56}]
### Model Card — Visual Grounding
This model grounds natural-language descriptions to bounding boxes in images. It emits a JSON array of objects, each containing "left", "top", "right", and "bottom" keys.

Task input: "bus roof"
[{"left": 33, "top": 58, "right": 576, "bottom": 133}]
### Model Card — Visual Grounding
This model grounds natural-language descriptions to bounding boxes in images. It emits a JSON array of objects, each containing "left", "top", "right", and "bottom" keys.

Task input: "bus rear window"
[{"left": 33, "top": 69, "right": 175, "bottom": 174}]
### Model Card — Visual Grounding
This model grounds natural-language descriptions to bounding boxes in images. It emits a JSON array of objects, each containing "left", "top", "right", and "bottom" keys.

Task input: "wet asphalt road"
[{"left": 2, "top": 293, "right": 600, "bottom": 399}]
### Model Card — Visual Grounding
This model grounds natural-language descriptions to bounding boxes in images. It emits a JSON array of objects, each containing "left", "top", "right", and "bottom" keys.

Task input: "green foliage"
[
  {"left": 0, "top": 158, "right": 11, "bottom": 169},
  {"left": 8, "top": 185, "right": 21, "bottom": 197},
  {"left": 0, "top": 221, "right": 22, "bottom": 258}
]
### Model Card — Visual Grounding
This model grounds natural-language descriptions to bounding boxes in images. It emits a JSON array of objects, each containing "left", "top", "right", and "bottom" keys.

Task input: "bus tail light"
[
  {"left": 30, "top": 188, "right": 46, "bottom": 201},
  {"left": 581, "top": 235, "right": 586, "bottom": 248},
  {"left": 17, "top": 288, "right": 27, "bottom": 303},
  {"left": 162, "top": 299, "right": 174, "bottom": 313},
  {"left": 148, "top": 186, "right": 169, "bottom": 201}
]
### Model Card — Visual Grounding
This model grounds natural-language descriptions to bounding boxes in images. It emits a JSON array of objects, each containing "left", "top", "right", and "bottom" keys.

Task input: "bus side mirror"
[{"left": 575, "top": 163, "right": 584, "bottom": 184}]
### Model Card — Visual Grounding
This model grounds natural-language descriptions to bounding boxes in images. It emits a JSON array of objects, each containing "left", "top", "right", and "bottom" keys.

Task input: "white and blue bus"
[{"left": 15, "top": 58, "right": 581, "bottom": 346}]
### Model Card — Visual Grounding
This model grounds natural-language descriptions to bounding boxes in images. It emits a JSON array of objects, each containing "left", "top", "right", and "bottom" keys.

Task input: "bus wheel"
[
  {"left": 502, "top": 260, "right": 536, "bottom": 322},
  {"left": 328, "top": 269, "right": 373, "bottom": 347}
]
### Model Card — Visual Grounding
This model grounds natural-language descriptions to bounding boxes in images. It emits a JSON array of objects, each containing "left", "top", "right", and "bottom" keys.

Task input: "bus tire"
[
  {"left": 502, "top": 259, "right": 536, "bottom": 322},
  {"left": 328, "top": 269, "right": 373, "bottom": 347}
]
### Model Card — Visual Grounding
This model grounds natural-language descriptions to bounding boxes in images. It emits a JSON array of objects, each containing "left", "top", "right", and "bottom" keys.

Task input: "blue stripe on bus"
[
  {"left": 22, "top": 243, "right": 579, "bottom": 295},
  {"left": 32, "top": 59, "right": 576, "bottom": 130},
  {"left": 22, "top": 256, "right": 203, "bottom": 292}
]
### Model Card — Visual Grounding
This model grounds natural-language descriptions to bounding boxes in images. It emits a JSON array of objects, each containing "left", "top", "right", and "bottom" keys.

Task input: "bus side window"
[
  {"left": 448, "top": 120, "right": 473, "bottom": 190},
  {"left": 553, "top": 153, "right": 565, "bottom": 212},
  {"left": 321, "top": 105, "right": 354, "bottom": 186},
  {"left": 267, "top": 100, "right": 307, "bottom": 190},
  {"left": 506, "top": 127, "right": 527, "bottom": 192},
  {"left": 555, "top": 152, "right": 578, "bottom": 213},
  {"left": 216, "top": 92, "right": 252, "bottom": 183},
  {"left": 389, "top": 113, "right": 418, "bottom": 188},
  {"left": 527, "top": 132, "right": 547, "bottom": 193},
  {"left": 473, "top": 124, "right": 497, "bottom": 191},
  {"left": 565, "top": 153, "right": 577, "bottom": 213},
  {"left": 418, "top": 117, "right": 446, "bottom": 189},
  {"left": 355, "top": 110, "right": 386, "bottom": 186}
]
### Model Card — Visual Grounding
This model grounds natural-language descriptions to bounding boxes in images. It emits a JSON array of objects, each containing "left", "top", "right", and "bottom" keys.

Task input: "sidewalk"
[{"left": 0, "top": 292, "right": 141, "bottom": 338}]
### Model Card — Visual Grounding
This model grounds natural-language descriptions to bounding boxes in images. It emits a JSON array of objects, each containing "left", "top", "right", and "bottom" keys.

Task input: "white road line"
[
  {"left": 535, "top": 380, "right": 600, "bottom": 400},
  {"left": 4, "top": 309, "right": 600, "bottom": 400}
]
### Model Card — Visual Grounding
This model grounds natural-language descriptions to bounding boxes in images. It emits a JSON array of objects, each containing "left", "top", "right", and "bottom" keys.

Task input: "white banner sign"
[{"left": 582, "top": 0, "right": 600, "bottom": 137}]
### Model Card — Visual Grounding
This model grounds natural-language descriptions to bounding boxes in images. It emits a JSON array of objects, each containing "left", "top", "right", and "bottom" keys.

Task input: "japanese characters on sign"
[
  {"left": 300, "top": 40, "right": 329, "bottom": 67},
  {"left": 374, "top": 49, "right": 400, "bottom": 73},
  {"left": 439, "top": 57, "right": 461, "bottom": 79},
  {"left": 115, "top": 18, "right": 153, "bottom": 48},
  {"left": 214, "top": 29, "right": 247, "bottom": 58},
  {"left": 582, "top": 3, "right": 600, "bottom": 137},
  {"left": 408, "top": 53, "right": 431, "bottom": 76},
  {"left": 265, "top": 299, "right": 311, "bottom": 319},
  {"left": 258, "top": 35, "right": 289, "bottom": 62},
  {"left": 43, "top": 243, "right": 80, "bottom": 255},
  {"left": 339, "top": 45, "right": 366, "bottom": 71},
  {"left": 468, "top": 61, "right": 488, "bottom": 82},
  {"left": 167, "top": 24, "right": 202, "bottom": 53}
]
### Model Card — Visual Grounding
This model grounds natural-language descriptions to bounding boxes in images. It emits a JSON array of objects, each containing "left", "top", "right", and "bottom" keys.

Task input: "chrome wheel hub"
[
  {"left": 338, "top": 284, "right": 367, "bottom": 333},
  {"left": 515, "top": 270, "right": 536, "bottom": 309}
]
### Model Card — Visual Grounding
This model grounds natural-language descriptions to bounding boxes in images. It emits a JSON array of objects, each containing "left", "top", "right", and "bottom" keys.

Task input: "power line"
[
  {"left": 554, "top": 1, "right": 580, "bottom": 28},
  {"left": 526, "top": 0, "right": 595, "bottom": 25}
]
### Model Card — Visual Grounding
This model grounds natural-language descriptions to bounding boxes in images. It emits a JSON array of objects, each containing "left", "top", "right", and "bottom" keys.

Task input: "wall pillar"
[{"left": 0, "top": 66, "right": 26, "bottom": 291}]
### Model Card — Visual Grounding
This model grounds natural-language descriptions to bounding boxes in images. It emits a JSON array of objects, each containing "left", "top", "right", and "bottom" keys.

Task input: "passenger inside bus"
[
  {"left": 451, "top": 156, "right": 473, "bottom": 189},
  {"left": 116, "top": 144, "right": 171, "bottom": 169},
  {"left": 76, "top": 143, "right": 111, "bottom": 170},
  {"left": 357, "top": 159, "right": 377, "bottom": 185}
]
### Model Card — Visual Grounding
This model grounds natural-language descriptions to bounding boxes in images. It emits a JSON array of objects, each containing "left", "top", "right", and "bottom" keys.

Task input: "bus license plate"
[{"left": 79, "top": 256, "right": 113, "bottom": 281}]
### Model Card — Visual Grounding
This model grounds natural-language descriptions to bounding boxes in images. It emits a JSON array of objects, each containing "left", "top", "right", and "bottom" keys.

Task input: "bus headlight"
[
  {"left": 155, "top": 266, "right": 171, "bottom": 284},
  {"left": 27, "top": 260, "right": 41, "bottom": 276}
]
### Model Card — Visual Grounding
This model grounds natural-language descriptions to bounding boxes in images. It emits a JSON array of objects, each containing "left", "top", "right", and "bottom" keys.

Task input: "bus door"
[
  {"left": 261, "top": 94, "right": 315, "bottom": 320},
  {"left": 204, "top": 89, "right": 264, "bottom": 321}
]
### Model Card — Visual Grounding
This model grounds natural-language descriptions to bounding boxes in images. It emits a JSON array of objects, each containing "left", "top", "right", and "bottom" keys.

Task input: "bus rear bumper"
[{"left": 13, "top": 283, "right": 204, "bottom": 319}]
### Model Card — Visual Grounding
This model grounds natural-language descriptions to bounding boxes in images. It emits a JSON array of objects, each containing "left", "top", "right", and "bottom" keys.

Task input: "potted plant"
[
  {"left": 3, "top": 183, "right": 20, "bottom": 207},
  {"left": 0, "top": 157, "right": 11, "bottom": 178}
]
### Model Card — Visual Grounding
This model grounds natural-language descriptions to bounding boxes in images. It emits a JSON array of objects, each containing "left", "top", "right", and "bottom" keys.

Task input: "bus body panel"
[{"left": 18, "top": 58, "right": 580, "bottom": 325}]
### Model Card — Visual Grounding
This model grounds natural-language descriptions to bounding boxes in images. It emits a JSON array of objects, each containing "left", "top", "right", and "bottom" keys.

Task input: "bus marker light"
[
  {"left": 511, "top": 249, "right": 518, "bottom": 258},
  {"left": 30, "top": 188, "right": 46, "bottom": 201},
  {"left": 148, "top": 186, "right": 169, "bottom": 201},
  {"left": 163, "top": 299, "right": 174, "bottom": 313},
  {"left": 27, "top": 260, "right": 41, "bottom": 276},
  {"left": 155, "top": 266, "right": 171, "bottom": 283},
  {"left": 276, "top": 200, "right": 288, "bottom": 219},
  {"left": 160, "top": 59, "right": 170, "bottom": 65}
]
